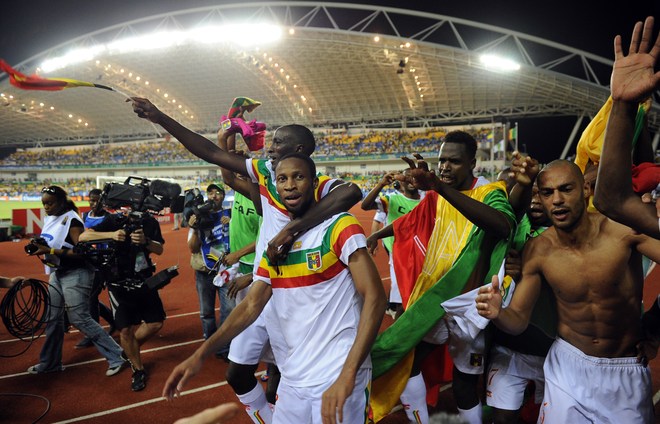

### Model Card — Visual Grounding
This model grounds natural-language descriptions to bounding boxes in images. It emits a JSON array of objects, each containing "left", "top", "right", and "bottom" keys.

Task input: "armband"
[{"left": 50, "top": 248, "right": 55, "bottom": 255}]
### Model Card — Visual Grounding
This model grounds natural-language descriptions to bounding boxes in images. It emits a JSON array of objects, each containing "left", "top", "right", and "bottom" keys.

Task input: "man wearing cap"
[{"left": 187, "top": 183, "right": 235, "bottom": 359}]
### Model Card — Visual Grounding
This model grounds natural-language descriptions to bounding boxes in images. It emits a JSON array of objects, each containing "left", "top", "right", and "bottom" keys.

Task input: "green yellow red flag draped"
[{"left": 370, "top": 182, "right": 515, "bottom": 422}]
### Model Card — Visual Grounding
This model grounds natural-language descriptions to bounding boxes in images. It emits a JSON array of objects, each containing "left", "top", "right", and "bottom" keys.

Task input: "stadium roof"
[{"left": 1, "top": 2, "right": 659, "bottom": 150}]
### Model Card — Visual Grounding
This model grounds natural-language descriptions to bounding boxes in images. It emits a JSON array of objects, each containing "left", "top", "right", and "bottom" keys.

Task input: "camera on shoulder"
[{"left": 101, "top": 176, "right": 181, "bottom": 214}]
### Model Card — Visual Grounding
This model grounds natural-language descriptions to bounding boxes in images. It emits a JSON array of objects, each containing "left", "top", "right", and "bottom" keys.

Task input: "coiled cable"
[{"left": 0, "top": 278, "right": 50, "bottom": 357}]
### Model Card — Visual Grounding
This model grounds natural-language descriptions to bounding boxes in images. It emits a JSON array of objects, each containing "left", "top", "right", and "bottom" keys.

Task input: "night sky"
[{"left": 1, "top": 0, "right": 658, "bottom": 163}]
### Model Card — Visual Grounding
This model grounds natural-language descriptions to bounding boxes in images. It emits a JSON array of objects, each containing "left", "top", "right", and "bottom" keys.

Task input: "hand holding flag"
[
  {"left": 219, "top": 97, "right": 265, "bottom": 151},
  {"left": 129, "top": 97, "right": 164, "bottom": 123}
]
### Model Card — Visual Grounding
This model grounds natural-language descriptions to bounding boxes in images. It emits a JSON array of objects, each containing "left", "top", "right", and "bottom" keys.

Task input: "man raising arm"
[
  {"left": 593, "top": 16, "right": 660, "bottom": 238},
  {"left": 477, "top": 159, "right": 660, "bottom": 423},
  {"left": 129, "top": 98, "right": 362, "bottom": 259}
]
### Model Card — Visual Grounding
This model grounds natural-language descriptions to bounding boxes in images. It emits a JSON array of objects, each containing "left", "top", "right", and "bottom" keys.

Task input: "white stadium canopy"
[{"left": 1, "top": 2, "right": 659, "bottom": 151}]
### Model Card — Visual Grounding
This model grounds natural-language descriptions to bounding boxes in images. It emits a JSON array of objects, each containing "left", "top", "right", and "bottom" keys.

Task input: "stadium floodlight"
[
  {"left": 479, "top": 54, "right": 520, "bottom": 71},
  {"left": 40, "top": 24, "right": 282, "bottom": 73},
  {"left": 41, "top": 45, "right": 107, "bottom": 73},
  {"left": 107, "top": 31, "right": 183, "bottom": 54},
  {"left": 190, "top": 24, "right": 282, "bottom": 47}
]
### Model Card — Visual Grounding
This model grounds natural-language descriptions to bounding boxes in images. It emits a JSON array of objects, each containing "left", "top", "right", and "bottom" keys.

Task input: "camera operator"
[
  {"left": 187, "top": 183, "right": 235, "bottom": 360},
  {"left": 26, "top": 186, "right": 126, "bottom": 377},
  {"left": 74, "top": 188, "right": 116, "bottom": 349},
  {"left": 79, "top": 205, "right": 165, "bottom": 392}
]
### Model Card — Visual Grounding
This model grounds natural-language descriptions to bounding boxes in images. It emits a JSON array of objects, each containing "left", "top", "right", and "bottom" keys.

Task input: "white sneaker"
[
  {"left": 27, "top": 364, "right": 65, "bottom": 374},
  {"left": 106, "top": 361, "right": 126, "bottom": 376}
]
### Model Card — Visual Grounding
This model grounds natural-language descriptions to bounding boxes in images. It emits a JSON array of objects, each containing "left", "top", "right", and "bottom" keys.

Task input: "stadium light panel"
[
  {"left": 42, "top": 45, "right": 106, "bottom": 73},
  {"left": 40, "top": 24, "right": 282, "bottom": 73},
  {"left": 479, "top": 54, "right": 520, "bottom": 71}
]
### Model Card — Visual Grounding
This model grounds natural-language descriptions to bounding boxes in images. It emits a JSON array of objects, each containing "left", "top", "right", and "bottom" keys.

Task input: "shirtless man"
[{"left": 476, "top": 159, "right": 660, "bottom": 423}]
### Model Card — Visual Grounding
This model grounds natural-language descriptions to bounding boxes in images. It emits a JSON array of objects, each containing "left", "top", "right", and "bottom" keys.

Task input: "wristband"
[{"left": 50, "top": 248, "right": 55, "bottom": 255}]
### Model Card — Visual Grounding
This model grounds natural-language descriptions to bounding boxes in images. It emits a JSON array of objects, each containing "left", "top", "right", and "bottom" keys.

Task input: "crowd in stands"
[
  {"left": 0, "top": 127, "right": 497, "bottom": 168},
  {"left": 0, "top": 177, "right": 97, "bottom": 198},
  {"left": 0, "top": 127, "right": 502, "bottom": 197},
  {"left": 312, "top": 128, "right": 458, "bottom": 157}
]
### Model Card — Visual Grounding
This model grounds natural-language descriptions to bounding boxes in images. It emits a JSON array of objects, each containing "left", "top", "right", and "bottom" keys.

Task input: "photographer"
[
  {"left": 26, "top": 186, "right": 126, "bottom": 377},
  {"left": 187, "top": 183, "right": 235, "bottom": 360},
  {"left": 79, "top": 205, "right": 165, "bottom": 392},
  {"left": 74, "top": 188, "right": 116, "bottom": 349}
]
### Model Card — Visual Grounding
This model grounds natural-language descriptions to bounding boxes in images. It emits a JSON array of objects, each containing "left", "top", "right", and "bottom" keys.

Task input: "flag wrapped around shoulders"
[
  {"left": 0, "top": 59, "right": 112, "bottom": 91},
  {"left": 370, "top": 181, "right": 514, "bottom": 422}
]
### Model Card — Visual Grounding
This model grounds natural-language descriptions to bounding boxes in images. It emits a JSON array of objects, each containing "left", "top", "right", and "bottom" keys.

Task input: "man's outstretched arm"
[
  {"left": 593, "top": 17, "right": 660, "bottom": 239},
  {"left": 476, "top": 239, "right": 543, "bottom": 335},
  {"left": 130, "top": 97, "right": 248, "bottom": 175},
  {"left": 361, "top": 172, "right": 395, "bottom": 210}
]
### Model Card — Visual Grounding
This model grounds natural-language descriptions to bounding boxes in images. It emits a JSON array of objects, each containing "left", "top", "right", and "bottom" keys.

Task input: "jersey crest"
[{"left": 306, "top": 250, "right": 322, "bottom": 271}]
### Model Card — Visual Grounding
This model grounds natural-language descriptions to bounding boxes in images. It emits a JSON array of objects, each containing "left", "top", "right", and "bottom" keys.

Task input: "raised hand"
[
  {"left": 379, "top": 171, "right": 397, "bottom": 186},
  {"left": 509, "top": 151, "right": 540, "bottom": 187},
  {"left": 128, "top": 97, "right": 163, "bottom": 123},
  {"left": 401, "top": 153, "right": 440, "bottom": 191},
  {"left": 611, "top": 17, "right": 660, "bottom": 103}
]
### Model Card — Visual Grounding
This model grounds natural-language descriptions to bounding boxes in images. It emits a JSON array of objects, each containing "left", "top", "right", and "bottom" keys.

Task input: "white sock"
[
  {"left": 457, "top": 401, "right": 482, "bottom": 424},
  {"left": 400, "top": 373, "right": 429, "bottom": 424},
  {"left": 236, "top": 383, "right": 273, "bottom": 424}
]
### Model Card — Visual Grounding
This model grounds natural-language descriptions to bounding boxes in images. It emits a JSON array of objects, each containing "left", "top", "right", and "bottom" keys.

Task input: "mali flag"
[
  {"left": 370, "top": 182, "right": 515, "bottom": 422},
  {"left": 227, "top": 96, "right": 262, "bottom": 118}
]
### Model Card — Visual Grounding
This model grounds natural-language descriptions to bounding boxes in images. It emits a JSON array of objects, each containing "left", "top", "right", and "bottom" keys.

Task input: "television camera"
[
  {"left": 101, "top": 175, "right": 183, "bottom": 218},
  {"left": 182, "top": 188, "right": 222, "bottom": 233}
]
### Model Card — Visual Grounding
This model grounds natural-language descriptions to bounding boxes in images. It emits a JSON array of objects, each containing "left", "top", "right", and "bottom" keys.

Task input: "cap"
[{"left": 206, "top": 183, "right": 225, "bottom": 194}]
